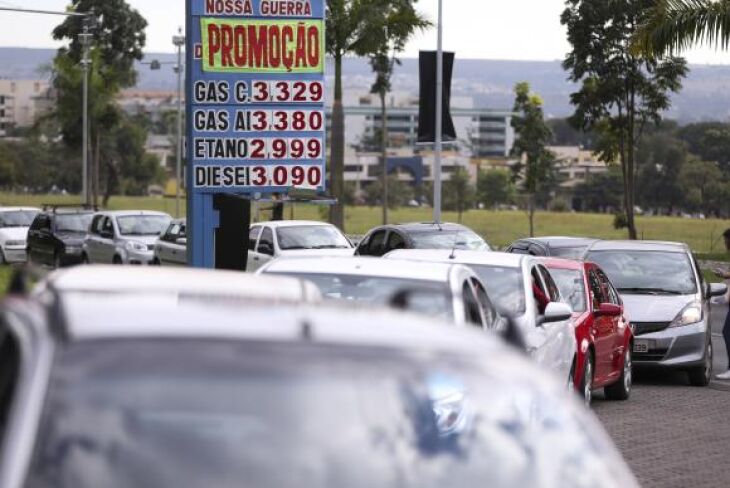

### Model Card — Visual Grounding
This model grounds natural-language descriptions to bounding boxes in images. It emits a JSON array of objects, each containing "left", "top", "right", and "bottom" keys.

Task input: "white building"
[{"left": 0, "top": 79, "right": 53, "bottom": 135}]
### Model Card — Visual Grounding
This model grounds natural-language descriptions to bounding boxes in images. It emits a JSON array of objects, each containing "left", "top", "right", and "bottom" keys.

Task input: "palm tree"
[{"left": 635, "top": 0, "right": 730, "bottom": 56}]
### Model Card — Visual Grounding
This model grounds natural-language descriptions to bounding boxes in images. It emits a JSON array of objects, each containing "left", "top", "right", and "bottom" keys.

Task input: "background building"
[{"left": 0, "top": 79, "right": 52, "bottom": 135}]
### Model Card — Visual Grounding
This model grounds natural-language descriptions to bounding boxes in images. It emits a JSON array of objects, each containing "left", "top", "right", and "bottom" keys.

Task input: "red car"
[{"left": 542, "top": 258, "right": 634, "bottom": 405}]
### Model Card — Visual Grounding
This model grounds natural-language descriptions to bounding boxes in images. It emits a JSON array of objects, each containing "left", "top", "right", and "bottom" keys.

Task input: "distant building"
[
  {"left": 118, "top": 89, "right": 182, "bottom": 119},
  {"left": 0, "top": 79, "right": 53, "bottom": 135},
  {"left": 548, "top": 146, "right": 610, "bottom": 190}
]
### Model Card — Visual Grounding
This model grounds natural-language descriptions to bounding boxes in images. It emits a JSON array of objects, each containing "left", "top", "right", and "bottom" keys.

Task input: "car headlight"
[
  {"left": 669, "top": 302, "right": 703, "bottom": 328},
  {"left": 5, "top": 240, "right": 25, "bottom": 247},
  {"left": 125, "top": 241, "right": 148, "bottom": 252}
]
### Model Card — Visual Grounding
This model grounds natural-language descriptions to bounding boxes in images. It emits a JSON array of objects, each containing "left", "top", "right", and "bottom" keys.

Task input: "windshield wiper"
[
  {"left": 281, "top": 246, "right": 312, "bottom": 250},
  {"left": 617, "top": 287, "right": 684, "bottom": 295},
  {"left": 313, "top": 245, "right": 348, "bottom": 249}
]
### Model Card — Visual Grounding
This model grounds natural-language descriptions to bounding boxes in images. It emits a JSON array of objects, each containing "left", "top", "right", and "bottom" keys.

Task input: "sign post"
[{"left": 186, "top": 0, "right": 326, "bottom": 268}]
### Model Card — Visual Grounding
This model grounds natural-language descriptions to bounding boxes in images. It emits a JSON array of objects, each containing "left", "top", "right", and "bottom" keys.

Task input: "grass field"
[{"left": 3, "top": 192, "right": 730, "bottom": 252}]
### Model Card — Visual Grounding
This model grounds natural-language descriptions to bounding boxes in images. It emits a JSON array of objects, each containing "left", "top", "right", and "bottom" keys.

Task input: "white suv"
[
  {"left": 0, "top": 207, "right": 39, "bottom": 264},
  {"left": 83, "top": 211, "right": 172, "bottom": 265}
]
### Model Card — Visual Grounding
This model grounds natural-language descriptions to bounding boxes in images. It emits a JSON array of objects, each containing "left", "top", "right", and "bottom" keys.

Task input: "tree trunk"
[
  {"left": 380, "top": 90, "right": 388, "bottom": 225},
  {"left": 272, "top": 202, "right": 284, "bottom": 221},
  {"left": 329, "top": 53, "right": 345, "bottom": 231},
  {"left": 626, "top": 92, "right": 638, "bottom": 240},
  {"left": 528, "top": 193, "right": 535, "bottom": 237},
  {"left": 103, "top": 161, "right": 117, "bottom": 207},
  {"left": 93, "top": 131, "right": 100, "bottom": 208}
]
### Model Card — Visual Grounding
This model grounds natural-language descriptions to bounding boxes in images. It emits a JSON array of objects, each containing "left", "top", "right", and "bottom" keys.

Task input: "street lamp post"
[
  {"left": 433, "top": 0, "right": 444, "bottom": 224},
  {"left": 79, "top": 18, "right": 93, "bottom": 206},
  {"left": 173, "top": 29, "right": 186, "bottom": 219}
]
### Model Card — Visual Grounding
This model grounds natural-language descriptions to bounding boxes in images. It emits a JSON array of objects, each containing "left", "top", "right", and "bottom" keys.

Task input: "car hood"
[
  {"left": 620, "top": 294, "right": 697, "bottom": 323},
  {"left": 56, "top": 231, "right": 86, "bottom": 246},
  {"left": 279, "top": 249, "right": 354, "bottom": 258},
  {"left": 0, "top": 227, "right": 30, "bottom": 241},
  {"left": 119, "top": 235, "right": 160, "bottom": 246}
]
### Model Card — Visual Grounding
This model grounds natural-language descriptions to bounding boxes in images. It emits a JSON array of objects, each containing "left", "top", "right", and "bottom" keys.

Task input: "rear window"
[
  {"left": 24, "top": 340, "right": 630, "bottom": 488},
  {"left": 551, "top": 247, "right": 587, "bottom": 259},
  {"left": 410, "top": 230, "right": 489, "bottom": 251},
  {"left": 548, "top": 268, "right": 587, "bottom": 313}
]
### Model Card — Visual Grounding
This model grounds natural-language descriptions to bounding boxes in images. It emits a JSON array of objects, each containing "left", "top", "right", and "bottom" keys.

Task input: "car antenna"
[{"left": 449, "top": 231, "right": 461, "bottom": 260}]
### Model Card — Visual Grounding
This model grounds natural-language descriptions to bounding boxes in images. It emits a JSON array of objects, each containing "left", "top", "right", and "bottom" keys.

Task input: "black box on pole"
[
  {"left": 213, "top": 194, "right": 251, "bottom": 271},
  {"left": 417, "top": 51, "right": 457, "bottom": 144}
]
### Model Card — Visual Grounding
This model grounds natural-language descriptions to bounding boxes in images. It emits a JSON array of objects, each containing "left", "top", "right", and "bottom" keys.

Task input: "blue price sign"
[{"left": 186, "top": 0, "right": 326, "bottom": 266}]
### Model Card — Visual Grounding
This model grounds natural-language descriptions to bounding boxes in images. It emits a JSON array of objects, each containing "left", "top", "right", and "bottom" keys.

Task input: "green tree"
[
  {"left": 573, "top": 168, "right": 624, "bottom": 213},
  {"left": 367, "top": 0, "right": 430, "bottom": 225},
  {"left": 636, "top": 131, "right": 687, "bottom": 213},
  {"left": 443, "top": 167, "right": 476, "bottom": 223},
  {"left": 562, "top": 0, "right": 688, "bottom": 239},
  {"left": 679, "top": 159, "right": 726, "bottom": 216},
  {"left": 477, "top": 169, "right": 514, "bottom": 209},
  {"left": 363, "top": 175, "right": 414, "bottom": 209},
  {"left": 511, "top": 82, "right": 555, "bottom": 237},
  {"left": 677, "top": 122, "right": 730, "bottom": 174}
]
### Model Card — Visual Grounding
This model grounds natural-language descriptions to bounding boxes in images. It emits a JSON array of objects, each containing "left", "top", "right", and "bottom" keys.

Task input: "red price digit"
[
  {"left": 309, "top": 111, "right": 323, "bottom": 130},
  {"left": 274, "top": 111, "right": 288, "bottom": 131},
  {"left": 250, "top": 139, "right": 266, "bottom": 159},
  {"left": 253, "top": 81, "right": 269, "bottom": 102},
  {"left": 252, "top": 166, "right": 267, "bottom": 186},
  {"left": 252, "top": 111, "right": 268, "bottom": 131},
  {"left": 293, "top": 82, "right": 307, "bottom": 102},
  {"left": 307, "top": 166, "right": 322, "bottom": 186},
  {"left": 309, "top": 82, "right": 323, "bottom": 102},
  {"left": 275, "top": 81, "right": 290, "bottom": 102},
  {"left": 271, "top": 139, "right": 288, "bottom": 159},
  {"left": 290, "top": 139, "right": 305, "bottom": 159},
  {"left": 292, "top": 111, "right": 307, "bottom": 131},
  {"left": 273, "top": 166, "right": 288, "bottom": 186},
  {"left": 307, "top": 139, "right": 322, "bottom": 158},
  {"left": 291, "top": 166, "right": 306, "bottom": 186}
]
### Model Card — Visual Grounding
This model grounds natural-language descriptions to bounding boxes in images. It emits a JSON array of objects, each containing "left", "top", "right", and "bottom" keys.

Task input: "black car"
[
  {"left": 506, "top": 237, "right": 599, "bottom": 259},
  {"left": 27, "top": 206, "right": 95, "bottom": 268},
  {"left": 355, "top": 222, "right": 490, "bottom": 257}
]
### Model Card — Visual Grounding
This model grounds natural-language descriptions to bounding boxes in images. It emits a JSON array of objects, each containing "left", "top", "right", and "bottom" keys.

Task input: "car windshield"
[
  {"left": 25, "top": 340, "right": 629, "bottom": 488},
  {"left": 0, "top": 210, "right": 37, "bottom": 228},
  {"left": 549, "top": 268, "right": 587, "bottom": 313},
  {"left": 471, "top": 265, "right": 526, "bottom": 316},
  {"left": 586, "top": 250, "right": 698, "bottom": 295},
  {"left": 55, "top": 214, "right": 93, "bottom": 233},
  {"left": 117, "top": 215, "right": 171, "bottom": 236},
  {"left": 272, "top": 272, "right": 452, "bottom": 320},
  {"left": 276, "top": 225, "right": 351, "bottom": 250},
  {"left": 410, "top": 230, "right": 489, "bottom": 251}
]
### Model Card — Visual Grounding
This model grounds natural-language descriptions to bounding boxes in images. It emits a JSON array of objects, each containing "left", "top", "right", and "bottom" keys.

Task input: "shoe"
[{"left": 715, "top": 370, "right": 730, "bottom": 381}]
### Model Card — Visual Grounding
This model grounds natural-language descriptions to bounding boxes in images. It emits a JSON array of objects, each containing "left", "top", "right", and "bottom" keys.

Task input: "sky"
[{"left": 0, "top": 0, "right": 729, "bottom": 64}]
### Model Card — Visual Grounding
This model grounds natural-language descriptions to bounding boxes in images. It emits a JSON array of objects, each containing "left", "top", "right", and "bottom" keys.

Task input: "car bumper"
[
  {"left": 124, "top": 251, "right": 155, "bottom": 265},
  {"left": 3, "top": 247, "right": 27, "bottom": 263},
  {"left": 62, "top": 248, "right": 85, "bottom": 265},
  {"left": 632, "top": 321, "right": 708, "bottom": 369}
]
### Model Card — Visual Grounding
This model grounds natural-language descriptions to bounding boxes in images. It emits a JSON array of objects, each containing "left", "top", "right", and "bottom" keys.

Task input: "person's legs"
[{"left": 724, "top": 308, "right": 730, "bottom": 371}]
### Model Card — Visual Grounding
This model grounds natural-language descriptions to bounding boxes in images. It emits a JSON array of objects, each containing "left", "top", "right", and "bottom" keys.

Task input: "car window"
[
  {"left": 166, "top": 224, "right": 182, "bottom": 241},
  {"left": 367, "top": 230, "right": 388, "bottom": 257},
  {"left": 386, "top": 231, "right": 407, "bottom": 252},
  {"left": 596, "top": 269, "right": 620, "bottom": 305},
  {"left": 531, "top": 267, "right": 550, "bottom": 315},
  {"left": 102, "top": 217, "right": 114, "bottom": 234},
  {"left": 538, "top": 266, "right": 561, "bottom": 302},
  {"left": 55, "top": 213, "right": 94, "bottom": 233},
  {"left": 587, "top": 270, "right": 606, "bottom": 310},
  {"left": 89, "top": 216, "right": 102, "bottom": 235},
  {"left": 463, "top": 281, "right": 485, "bottom": 328},
  {"left": 258, "top": 228, "right": 274, "bottom": 256},
  {"left": 409, "top": 230, "right": 488, "bottom": 251},
  {"left": 116, "top": 215, "right": 171, "bottom": 237},
  {"left": 551, "top": 247, "right": 587, "bottom": 259},
  {"left": 0, "top": 327, "right": 20, "bottom": 441},
  {"left": 34, "top": 215, "right": 51, "bottom": 232},
  {"left": 472, "top": 278, "right": 497, "bottom": 328},
  {"left": 471, "top": 265, "right": 526, "bottom": 316},
  {"left": 0, "top": 210, "right": 37, "bottom": 228},
  {"left": 249, "top": 227, "right": 261, "bottom": 251},
  {"left": 276, "top": 226, "right": 351, "bottom": 251},
  {"left": 548, "top": 268, "right": 587, "bottom": 313}
]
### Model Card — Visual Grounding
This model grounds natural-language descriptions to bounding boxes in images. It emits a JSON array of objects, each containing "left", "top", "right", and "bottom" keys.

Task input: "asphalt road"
[{"left": 593, "top": 304, "right": 730, "bottom": 488}]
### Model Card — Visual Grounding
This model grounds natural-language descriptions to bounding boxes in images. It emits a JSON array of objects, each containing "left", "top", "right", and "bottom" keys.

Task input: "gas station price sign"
[{"left": 188, "top": 0, "right": 326, "bottom": 193}]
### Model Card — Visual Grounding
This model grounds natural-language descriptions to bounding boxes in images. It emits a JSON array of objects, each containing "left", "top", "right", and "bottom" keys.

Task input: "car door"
[
  {"left": 35, "top": 215, "right": 54, "bottom": 265},
  {"left": 27, "top": 215, "right": 46, "bottom": 264},
  {"left": 85, "top": 215, "right": 103, "bottom": 263},
  {"left": 587, "top": 268, "right": 615, "bottom": 379},
  {"left": 246, "top": 226, "right": 262, "bottom": 271},
  {"left": 97, "top": 217, "right": 116, "bottom": 263},
  {"left": 172, "top": 224, "right": 187, "bottom": 265},
  {"left": 461, "top": 279, "right": 488, "bottom": 329},
  {"left": 472, "top": 277, "right": 501, "bottom": 330},
  {"left": 250, "top": 227, "right": 275, "bottom": 272},
  {"left": 596, "top": 268, "right": 626, "bottom": 377}
]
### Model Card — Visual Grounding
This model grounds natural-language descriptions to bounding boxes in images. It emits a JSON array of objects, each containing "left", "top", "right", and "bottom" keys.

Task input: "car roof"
[
  {"left": 386, "top": 222, "right": 472, "bottom": 233},
  {"left": 262, "top": 256, "right": 463, "bottom": 282},
  {"left": 95, "top": 210, "right": 171, "bottom": 218},
  {"left": 586, "top": 240, "right": 689, "bottom": 253},
  {"left": 253, "top": 220, "right": 336, "bottom": 228},
  {"left": 386, "top": 249, "right": 525, "bottom": 269},
  {"left": 515, "top": 236, "right": 599, "bottom": 248},
  {"left": 37, "top": 266, "right": 320, "bottom": 303},
  {"left": 0, "top": 207, "right": 40, "bottom": 212}
]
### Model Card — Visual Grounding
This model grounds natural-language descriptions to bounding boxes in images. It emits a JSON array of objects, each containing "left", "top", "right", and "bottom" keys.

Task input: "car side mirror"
[
  {"left": 176, "top": 237, "right": 187, "bottom": 246},
  {"left": 709, "top": 283, "right": 728, "bottom": 298},
  {"left": 101, "top": 230, "right": 114, "bottom": 239},
  {"left": 597, "top": 303, "right": 622, "bottom": 317},
  {"left": 259, "top": 243, "right": 274, "bottom": 256},
  {"left": 541, "top": 302, "right": 573, "bottom": 325}
]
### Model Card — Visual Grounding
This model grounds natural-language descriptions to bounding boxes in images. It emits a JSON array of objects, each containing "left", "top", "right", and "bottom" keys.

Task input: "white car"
[
  {"left": 387, "top": 250, "right": 577, "bottom": 384},
  {"left": 247, "top": 220, "right": 354, "bottom": 272},
  {"left": 83, "top": 211, "right": 172, "bottom": 265},
  {"left": 153, "top": 219, "right": 187, "bottom": 266},
  {"left": 258, "top": 256, "right": 504, "bottom": 330},
  {"left": 0, "top": 207, "right": 39, "bottom": 264}
]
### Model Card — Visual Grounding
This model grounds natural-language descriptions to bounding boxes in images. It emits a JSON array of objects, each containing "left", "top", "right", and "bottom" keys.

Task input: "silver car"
[
  {"left": 0, "top": 267, "right": 638, "bottom": 488},
  {"left": 153, "top": 219, "right": 187, "bottom": 266},
  {"left": 585, "top": 240, "right": 727, "bottom": 386},
  {"left": 83, "top": 211, "right": 172, "bottom": 265}
]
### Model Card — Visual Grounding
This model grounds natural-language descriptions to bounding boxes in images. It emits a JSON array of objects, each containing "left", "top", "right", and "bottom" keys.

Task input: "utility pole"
[
  {"left": 433, "top": 0, "right": 444, "bottom": 224},
  {"left": 80, "top": 18, "right": 93, "bottom": 206},
  {"left": 173, "top": 28, "right": 186, "bottom": 219}
]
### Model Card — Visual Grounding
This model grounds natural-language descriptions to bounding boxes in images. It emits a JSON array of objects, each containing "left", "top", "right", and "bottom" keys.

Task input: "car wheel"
[
  {"left": 113, "top": 255, "right": 123, "bottom": 265},
  {"left": 605, "top": 347, "right": 632, "bottom": 401},
  {"left": 688, "top": 341, "right": 713, "bottom": 387},
  {"left": 81, "top": 252, "right": 89, "bottom": 265},
  {"left": 152, "top": 257, "right": 161, "bottom": 266},
  {"left": 0, "top": 248, "right": 6, "bottom": 265},
  {"left": 579, "top": 352, "right": 594, "bottom": 407},
  {"left": 53, "top": 252, "right": 63, "bottom": 269}
]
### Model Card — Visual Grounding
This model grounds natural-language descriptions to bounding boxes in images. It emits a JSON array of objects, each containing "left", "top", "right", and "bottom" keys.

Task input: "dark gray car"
[{"left": 585, "top": 240, "right": 727, "bottom": 386}]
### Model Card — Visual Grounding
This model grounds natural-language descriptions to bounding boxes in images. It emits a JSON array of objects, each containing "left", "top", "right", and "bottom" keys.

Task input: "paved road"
[{"left": 593, "top": 305, "right": 730, "bottom": 488}]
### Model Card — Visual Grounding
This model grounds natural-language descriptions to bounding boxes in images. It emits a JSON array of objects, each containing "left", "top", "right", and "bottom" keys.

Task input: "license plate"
[{"left": 634, "top": 340, "right": 649, "bottom": 354}]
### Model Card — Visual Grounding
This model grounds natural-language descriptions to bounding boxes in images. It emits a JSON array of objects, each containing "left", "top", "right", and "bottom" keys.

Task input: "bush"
[{"left": 613, "top": 212, "right": 628, "bottom": 230}]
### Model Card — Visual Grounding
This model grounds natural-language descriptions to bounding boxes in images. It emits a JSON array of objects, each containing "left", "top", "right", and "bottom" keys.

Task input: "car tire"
[
  {"left": 113, "top": 255, "right": 123, "bottom": 265},
  {"left": 688, "top": 341, "right": 713, "bottom": 387},
  {"left": 579, "top": 352, "right": 594, "bottom": 407},
  {"left": 81, "top": 253, "right": 89, "bottom": 265},
  {"left": 152, "top": 257, "right": 161, "bottom": 266},
  {"left": 0, "top": 248, "right": 6, "bottom": 265},
  {"left": 53, "top": 251, "right": 63, "bottom": 270},
  {"left": 605, "top": 347, "right": 632, "bottom": 401}
]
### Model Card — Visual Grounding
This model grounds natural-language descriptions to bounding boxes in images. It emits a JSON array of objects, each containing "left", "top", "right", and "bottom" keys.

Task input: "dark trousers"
[{"left": 725, "top": 307, "right": 730, "bottom": 370}]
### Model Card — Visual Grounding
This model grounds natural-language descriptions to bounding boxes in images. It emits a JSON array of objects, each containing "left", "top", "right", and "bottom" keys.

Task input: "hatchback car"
[
  {"left": 355, "top": 222, "right": 490, "bottom": 257},
  {"left": 0, "top": 268, "right": 638, "bottom": 488},
  {"left": 507, "top": 237, "right": 599, "bottom": 259},
  {"left": 585, "top": 240, "right": 727, "bottom": 386},
  {"left": 247, "top": 220, "right": 353, "bottom": 272},
  {"left": 83, "top": 211, "right": 172, "bottom": 265},
  {"left": 259, "top": 256, "right": 502, "bottom": 330},
  {"left": 386, "top": 250, "right": 576, "bottom": 384},
  {"left": 27, "top": 206, "right": 95, "bottom": 268},
  {"left": 153, "top": 219, "right": 187, "bottom": 266},
  {"left": 0, "top": 207, "right": 39, "bottom": 264},
  {"left": 542, "top": 258, "right": 634, "bottom": 405}
]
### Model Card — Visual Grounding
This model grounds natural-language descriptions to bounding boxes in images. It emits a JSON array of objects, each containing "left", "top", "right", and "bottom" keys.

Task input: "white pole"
[
  {"left": 174, "top": 29, "right": 185, "bottom": 219},
  {"left": 80, "top": 22, "right": 91, "bottom": 206},
  {"left": 433, "top": 0, "right": 443, "bottom": 224}
]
